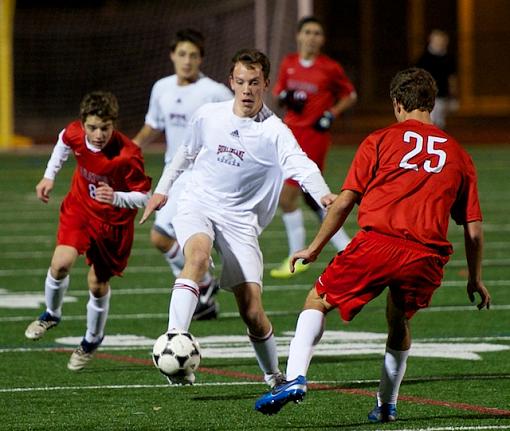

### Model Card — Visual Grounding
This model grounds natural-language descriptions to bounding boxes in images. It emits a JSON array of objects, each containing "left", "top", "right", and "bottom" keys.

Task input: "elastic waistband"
[{"left": 361, "top": 229, "right": 445, "bottom": 255}]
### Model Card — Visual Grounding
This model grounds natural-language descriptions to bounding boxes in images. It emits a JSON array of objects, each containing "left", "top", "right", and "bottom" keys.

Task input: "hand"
[
  {"left": 290, "top": 248, "right": 318, "bottom": 272},
  {"left": 139, "top": 193, "right": 168, "bottom": 224},
  {"left": 278, "top": 89, "right": 307, "bottom": 113},
  {"left": 314, "top": 111, "right": 335, "bottom": 132},
  {"left": 320, "top": 193, "right": 337, "bottom": 209},
  {"left": 467, "top": 280, "right": 491, "bottom": 310},
  {"left": 95, "top": 181, "right": 115, "bottom": 205},
  {"left": 35, "top": 178, "right": 54, "bottom": 203}
]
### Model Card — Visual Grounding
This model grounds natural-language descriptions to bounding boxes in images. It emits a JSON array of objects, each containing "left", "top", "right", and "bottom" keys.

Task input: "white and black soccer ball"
[{"left": 152, "top": 330, "right": 201, "bottom": 377}]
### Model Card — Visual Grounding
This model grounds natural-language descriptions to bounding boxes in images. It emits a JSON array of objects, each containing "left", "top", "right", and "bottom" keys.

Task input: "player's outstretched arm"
[
  {"left": 290, "top": 190, "right": 358, "bottom": 273},
  {"left": 35, "top": 178, "right": 54, "bottom": 203},
  {"left": 140, "top": 193, "right": 167, "bottom": 224},
  {"left": 463, "top": 220, "right": 491, "bottom": 310}
]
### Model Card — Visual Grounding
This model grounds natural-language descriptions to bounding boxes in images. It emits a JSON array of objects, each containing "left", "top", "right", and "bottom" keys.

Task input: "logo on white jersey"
[
  {"left": 230, "top": 130, "right": 240, "bottom": 139},
  {"left": 217, "top": 144, "right": 245, "bottom": 167},
  {"left": 168, "top": 112, "right": 187, "bottom": 127}
]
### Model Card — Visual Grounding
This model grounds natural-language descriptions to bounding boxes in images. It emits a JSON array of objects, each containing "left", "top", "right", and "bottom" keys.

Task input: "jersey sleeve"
[
  {"left": 144, "top": 82, "right": 164, "bottom": 131},
  {"left": 330, "top": 62, "right": 356, "bottom": 100},
  {"left": 124, "top": 148, "right": 152, "bottom": 193},
  {"left": 450, "top": 155, "right": 482, "bottom": 224},
  {"left": 272, "top": 56, "right": 289, "bottom": 97},
  {"left": 43, "top": 129, "right": 71, "bottom": 180},
  {"left": 342, "top": 134, "right": 378, "bottom": 197}
]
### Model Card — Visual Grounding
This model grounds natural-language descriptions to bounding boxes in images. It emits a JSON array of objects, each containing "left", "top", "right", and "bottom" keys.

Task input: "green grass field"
[{"left": 0, "top": 145, "right": 509, "bottom": 430}]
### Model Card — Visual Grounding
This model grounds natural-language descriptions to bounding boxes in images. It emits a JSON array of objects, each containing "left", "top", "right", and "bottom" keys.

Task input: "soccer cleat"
[
  {"left": 166, "top": 371, "right": 195, "bottom": 386},
  {"left": 67, "top": 338, "right": 103, "bottom": 371},
  {"left": 25, "top": 311, "right": 61, "bottom": 340},
  {"left": 368, "top": 401, "right": 397, "bottom": 423},
  {"left": 255, "top": 375, "right": 307, "bottom": 415},
  {"left": 264, "top": 371, "right": 286, "bottom": 388},
  {"left": 193, "top": 279, "right": 220, "bottom": 320},
  {"left": 270, "top": 257, "right": 309, "bottom": 279}
]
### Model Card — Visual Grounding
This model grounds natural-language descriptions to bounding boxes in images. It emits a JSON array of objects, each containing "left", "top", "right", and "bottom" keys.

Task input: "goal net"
[{"left": 13, "top": 0, "right": 300, "bottom": 142}]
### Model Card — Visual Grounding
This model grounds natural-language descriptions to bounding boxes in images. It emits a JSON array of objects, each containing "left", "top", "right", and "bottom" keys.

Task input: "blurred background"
[{"left": 1, "top": 0, "right": 509, "bottom": 146}]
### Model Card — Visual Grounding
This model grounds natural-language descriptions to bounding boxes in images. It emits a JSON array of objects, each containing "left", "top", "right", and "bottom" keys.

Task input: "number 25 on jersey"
[{"left": 399, "top": 131, "right": 447, "bottom": 173}]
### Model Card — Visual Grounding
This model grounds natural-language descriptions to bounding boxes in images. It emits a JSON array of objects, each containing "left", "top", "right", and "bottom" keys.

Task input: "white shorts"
[
  {"left": 172, "top": 201, "right": 263, "bottom": 291},
  {"left": 153, "top": 170, "right": 191, "bottom": 238}
]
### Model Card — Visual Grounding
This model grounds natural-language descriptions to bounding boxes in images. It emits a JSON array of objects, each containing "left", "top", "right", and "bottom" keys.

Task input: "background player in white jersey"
[
  {"left": 140, "top": 49, "right": 337, "bottom": 386},
  {"left": 133, "top": 29, "right": 232, "bottom": 319}
]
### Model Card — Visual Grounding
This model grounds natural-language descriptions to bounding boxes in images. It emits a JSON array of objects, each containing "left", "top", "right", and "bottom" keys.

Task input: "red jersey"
[
  {"left": 62, "top": 121, "right": 151, "bottom": 226},
  {"left": 342, "top": 119, "right": 482, "bottom": 254},
  {"left": 273, "top": 53, "right": 355, "bottom": 127}
]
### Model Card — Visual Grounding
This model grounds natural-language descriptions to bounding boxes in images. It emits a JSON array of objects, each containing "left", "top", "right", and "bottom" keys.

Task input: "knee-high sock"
[
  {"left": 282, "top": 209, "right": 305, "bottom": 255},
  {"left": 85, "top": 288, "right": 110, "bottom": 344},
  {"left": 317, "top": 208, "right": 350, "bottom": 251},
  {"left": 163, "top": 242, "right": 185, "bottom": 278},
  {"left": 167, "top": 278, "right": 199, "bottom": 332},
  {"left": 377, "top": 347, "right": 410, "bottom": 405},
  {"left": 249, "top": 327, "right": 280, "bottom": 375},
  {"left": 44, "top": 268, "right": 69, "bottom": 318},
  {"left": 286, "top": 309, "right": 325, "bottom": 380}
]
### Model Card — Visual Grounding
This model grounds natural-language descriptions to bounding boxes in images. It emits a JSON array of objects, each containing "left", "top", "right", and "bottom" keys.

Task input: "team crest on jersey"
[
  {"left": 217, "top": 144, "right": 245, "bottom": 167},
  {"left": 168, "top": 112, "right": 187, "bottom": 127}
]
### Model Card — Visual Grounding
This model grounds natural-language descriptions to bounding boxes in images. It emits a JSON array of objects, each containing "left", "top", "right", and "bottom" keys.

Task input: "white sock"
[
  {"left": 286, "top": 309, "right": 325, "bottom": 380},
  {"left": 44, "top": 268, "right": 69, "bottom": 318},
  {"left": 249, "top": 327, "right": 279, "bottom": 375},
  {"left": 317, "top": 208, "right": 350, "bottom": 251},
  {"left": 282, "top": 209, "right": 305, "bottom": 254},
  {"left": 167, "top": 278, "right": 199, "bottom": 331},
  {"left": 163, "top": 242, "right": 185, "bottom": 278},
  {"left": 85, "top": 288, "right": 111, "bottom": 344},
  {"left": 377, "top": 347, "right": 410, "bottom": 405}
]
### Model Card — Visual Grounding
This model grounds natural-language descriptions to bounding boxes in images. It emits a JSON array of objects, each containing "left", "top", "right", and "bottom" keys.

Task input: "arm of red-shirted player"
[
  {"left": 36, "top": 130, "right": 71, "bottom": 203},
  {"left": 463, "top": 220, "right": 491, "bottom": 310},
  {"left": 290, "top": 190, "right": 358, "bottom": 272},
  {"left": 94, "top": 181, "right": 150, "bottom": 209}
]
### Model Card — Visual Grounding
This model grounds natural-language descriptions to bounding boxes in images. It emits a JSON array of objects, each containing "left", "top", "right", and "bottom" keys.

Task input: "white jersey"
[
  {"left": 144, "top": 74, "right": 232, "bottom": 163},
  {"left": 175, "top": 100, "right": 330, "bottom": 233}
]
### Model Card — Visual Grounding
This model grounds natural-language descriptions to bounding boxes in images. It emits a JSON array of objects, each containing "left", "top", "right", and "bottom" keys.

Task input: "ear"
[{"left": 229, "top": 75, "right": 235, "bottom": 90}]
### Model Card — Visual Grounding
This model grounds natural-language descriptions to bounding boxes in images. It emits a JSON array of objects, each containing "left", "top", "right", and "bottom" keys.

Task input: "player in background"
[
  {"left": 270, "top": 16, "right": 357, "bottom": 279},
  {"left": 140, "top": 49, "right": 337, "bottom": 386},
  {"left": 133, "top": 28, "right": 232, "bottom": 320},
  {"left": 255, "top": 68, "right": 491, "bottom": 421},
  {"left": 416, "top": 29, "right": 457, "bottom": 129},
  {"left": 25, "top": 92, "right": 152, "bottom": 371}
]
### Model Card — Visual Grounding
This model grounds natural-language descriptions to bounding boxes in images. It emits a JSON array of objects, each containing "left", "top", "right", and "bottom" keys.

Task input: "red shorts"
[
  {"left": 285, "top": 125, "right": 331, "bottom": 188},
  {"left": 315, "top": 230, "right": 449, "bottom": 321},
  {"left": 57, "top": 196, "right": 135, "bottom": 281}
]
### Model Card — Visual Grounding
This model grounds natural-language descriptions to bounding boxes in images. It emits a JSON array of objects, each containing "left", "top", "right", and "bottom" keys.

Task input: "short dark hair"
[
  {"left": 170, "top": 28, "right": 205, "bottom": 57},
  {"left": 79, "top": 91, "right": 119, "bottom": 123},
  {"left": 230, "top": 48, "right": 270, "bottom": 80},
  {"left": 297, "top": 16, "right": 323, "bottom": 32},
  {"left": 389, "top": 67, "right": 437, "bottom": 112}
]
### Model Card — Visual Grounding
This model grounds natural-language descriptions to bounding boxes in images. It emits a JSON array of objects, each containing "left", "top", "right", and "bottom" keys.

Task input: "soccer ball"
[{"left": 152, "top": 330, "right": 201, "bottom": 378}]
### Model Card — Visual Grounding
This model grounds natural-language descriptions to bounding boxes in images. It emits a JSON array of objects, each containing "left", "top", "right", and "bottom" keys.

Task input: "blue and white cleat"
[
  {"left": 255, "top": 375, "right": 307, "bottom": 415},
  {"left": 368, "top": 401, "right": 397, "bottom": 423}
]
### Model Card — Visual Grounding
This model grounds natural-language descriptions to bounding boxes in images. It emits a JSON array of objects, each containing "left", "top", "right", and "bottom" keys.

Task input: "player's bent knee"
[{"left": 150, "top": 229, "right": 175, "bottom": 252}]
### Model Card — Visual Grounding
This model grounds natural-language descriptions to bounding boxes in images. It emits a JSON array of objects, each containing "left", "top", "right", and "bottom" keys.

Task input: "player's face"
[
  {"left": 229, "top": 62, "right": 268, "bottom": 118},
  {"left": 82, "top": 115, "right": 114, "bottom": 150},
  {"left": 170, "top": 41, "right": 202, "bottom": 84},
  {"left": 297, "top": 22, "right": 325, "bottom": 58}
]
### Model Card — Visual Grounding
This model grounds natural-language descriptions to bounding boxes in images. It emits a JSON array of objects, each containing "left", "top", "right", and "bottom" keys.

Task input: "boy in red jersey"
[
  {"left": 25, "top": 92, "right": 151, "bottom": 371},
  {"left": 270, "top": 16, "right": 357, "bottom": 279},
  {"left": 255, "top": 68, "right": 491, "bottom": 422}
]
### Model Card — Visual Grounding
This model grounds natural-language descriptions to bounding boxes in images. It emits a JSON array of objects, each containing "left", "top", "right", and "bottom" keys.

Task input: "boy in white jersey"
[
  {"left": 141, "top": 49, "right": 337, "bottom": 386},
  {"left": 133, "top": 29, "right": 232, "bottom": 320}
]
